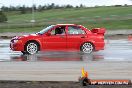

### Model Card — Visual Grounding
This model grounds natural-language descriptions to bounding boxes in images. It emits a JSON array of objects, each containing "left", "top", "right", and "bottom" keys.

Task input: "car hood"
[{"left": 12, "top": 34, "right": 39, "bottom": 40}]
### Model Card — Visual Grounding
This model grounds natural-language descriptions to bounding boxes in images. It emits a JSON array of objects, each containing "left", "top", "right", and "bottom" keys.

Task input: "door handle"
[
  {"left": 60, "top": 36, "right": 65, "bottom": 38},
  {"left": 81, "top": 36, "right": 85, "bottom": 38}
]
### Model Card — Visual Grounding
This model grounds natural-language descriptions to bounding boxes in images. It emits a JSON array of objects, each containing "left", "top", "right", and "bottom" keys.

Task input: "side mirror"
[{"left": 46, "top": 32, "right": 51, "bottom": 36}]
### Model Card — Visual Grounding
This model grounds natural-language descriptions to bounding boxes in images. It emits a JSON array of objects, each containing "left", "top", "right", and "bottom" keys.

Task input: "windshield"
[{"left": 37, "top": 25, "right": 55, "bottom": 34}]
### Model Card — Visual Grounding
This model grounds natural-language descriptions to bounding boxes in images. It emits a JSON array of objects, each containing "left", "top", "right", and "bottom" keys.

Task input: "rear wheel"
[
  {"left": 81, "top": 42, "right": 94, "bottom": 54},
  {"left": 25, "top": 42, "right": 39, "bottom": 55}
]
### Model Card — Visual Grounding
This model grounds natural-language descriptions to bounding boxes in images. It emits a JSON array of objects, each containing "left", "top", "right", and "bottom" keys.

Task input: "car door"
[
  {"left": 66, "top": 25, "right": 86, "bottom": 50},
  {"left": 42, "top": 25, "right": 67, "bottom": 50}
]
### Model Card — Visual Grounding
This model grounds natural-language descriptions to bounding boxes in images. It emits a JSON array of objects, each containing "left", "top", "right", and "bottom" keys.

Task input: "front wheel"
[
  {"left": 25, "top": 42, "right": 39, "bottom": 55},
  {"left": 21, "top": 51, "right": 27, "bottom": 55},
  {"left": 80, "top": 42, "right": 94, "bottom": 54}
]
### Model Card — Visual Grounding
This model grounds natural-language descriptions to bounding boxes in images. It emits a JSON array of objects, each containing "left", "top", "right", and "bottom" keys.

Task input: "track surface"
[{"left": 0, "top": 39, "right": 132, "bottom": 81}]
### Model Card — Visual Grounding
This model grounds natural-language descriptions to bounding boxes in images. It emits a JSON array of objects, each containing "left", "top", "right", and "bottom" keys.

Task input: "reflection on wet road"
[{"left": 1, "top": 39, "right": 132, "bottom": 62}]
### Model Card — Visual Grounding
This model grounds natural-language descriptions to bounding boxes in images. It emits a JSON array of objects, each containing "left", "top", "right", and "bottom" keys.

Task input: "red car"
[{"left": 10, "top": 24, "right": 105, "bottom": 54}]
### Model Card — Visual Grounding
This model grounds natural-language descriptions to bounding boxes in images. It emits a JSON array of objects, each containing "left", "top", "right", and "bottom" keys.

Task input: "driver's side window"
[{"left": 51, "top": 26, "right": 66, "bottom": 35}]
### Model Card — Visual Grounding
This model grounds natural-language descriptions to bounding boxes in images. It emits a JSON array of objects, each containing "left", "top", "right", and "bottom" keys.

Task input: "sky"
[{"left": 0, "top": 0, "right": 132, "bottom": 7}]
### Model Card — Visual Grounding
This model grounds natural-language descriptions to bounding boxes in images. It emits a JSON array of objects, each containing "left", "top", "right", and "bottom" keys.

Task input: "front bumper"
[{"left": 10, "top": 40, "right": 24, "bottom": 51}]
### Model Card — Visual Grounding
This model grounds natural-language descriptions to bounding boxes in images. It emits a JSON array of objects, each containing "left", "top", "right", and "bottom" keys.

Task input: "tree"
[
  {"left": 0, "top": 11, "right": 7, "bottom": 22},
  {"left": 20, "top": 5, "right": 26, "bottom": 14},
  {"left": 50, "top": 3, "right": 55, "bottom": 9},
  {"left": 1, "top": 6, "right": 9, "bottom": 11},
  {"left": 65, "top": 4, "right": 73, "bottom": 8},
  {"left": 38, "top": 5, "right": 43, "bottom": 12},
  {"left": 80, "top": 4, "right": 85, "bottom": 8},
  {"left": 47, "top": 3, "right": 55, "bottom": 9}
]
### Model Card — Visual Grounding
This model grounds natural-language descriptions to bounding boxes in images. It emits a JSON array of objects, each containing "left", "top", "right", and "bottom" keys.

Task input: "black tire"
[
  {"left": 21, "top": 51, "right": 28, "bottom": 55},
  {"left": 80, "top": 42, "right": 94, "bottom": 54},
  {"left": 25, "top": 42, "right": 39, "bottom": 55}
]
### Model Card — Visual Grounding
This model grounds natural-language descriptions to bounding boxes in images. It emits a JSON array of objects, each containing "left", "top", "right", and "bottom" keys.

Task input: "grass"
[
  {"left": 0, "top": 27, "right": 42, "bottom": 33},
  {"left": 0, "top": 6, "right": 132, "bottom": 33}
]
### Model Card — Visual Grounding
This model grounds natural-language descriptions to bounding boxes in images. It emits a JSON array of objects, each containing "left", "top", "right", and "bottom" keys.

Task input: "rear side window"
[{"left": 68, "top": 26, "right": 85, "bottom": 34}]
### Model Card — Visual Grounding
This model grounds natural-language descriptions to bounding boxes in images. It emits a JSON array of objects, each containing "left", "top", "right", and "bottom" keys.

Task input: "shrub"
[{"left": 0, "top": 11, "right": 8, "bottom": 22}]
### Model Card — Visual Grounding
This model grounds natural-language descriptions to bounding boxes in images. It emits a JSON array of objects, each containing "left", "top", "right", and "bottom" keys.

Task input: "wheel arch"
[
  {"left": 80, "top": 41, "right": 95, "bottom": 51},
  {"left": 24, "top": 40, "right": 41, "bottom": 51}
]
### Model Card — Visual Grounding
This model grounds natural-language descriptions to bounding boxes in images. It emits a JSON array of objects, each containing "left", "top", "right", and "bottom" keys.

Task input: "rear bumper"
[
  {"left": 95, "top": 46, "right": 104, "bottom": 51},
  {"left": 94, "top": 42, "right": 105, "bottom": 51}
]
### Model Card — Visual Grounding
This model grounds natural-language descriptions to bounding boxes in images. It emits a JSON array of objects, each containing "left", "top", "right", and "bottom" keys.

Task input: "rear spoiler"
[{"left": 91, "top": 28, "right": 106, "bottom": 34}]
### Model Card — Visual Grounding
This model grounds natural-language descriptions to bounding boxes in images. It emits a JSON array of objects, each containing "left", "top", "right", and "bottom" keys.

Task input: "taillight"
[{"left": 98, "top": 35, "right": 104, "bottom": 40}]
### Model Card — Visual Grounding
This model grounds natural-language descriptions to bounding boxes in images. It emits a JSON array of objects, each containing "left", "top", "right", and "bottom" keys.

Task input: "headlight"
[{"left": 13, "top": 39, "right": 19, "bottom": 43}]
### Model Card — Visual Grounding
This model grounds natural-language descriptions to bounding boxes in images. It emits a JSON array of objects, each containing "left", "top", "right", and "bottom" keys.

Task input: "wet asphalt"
[
  {"left": 1, "top": 39, "right": 132, "bottom": 62},
  {"left": 0, "top": 39, "right": 132, "bottom": 81}
]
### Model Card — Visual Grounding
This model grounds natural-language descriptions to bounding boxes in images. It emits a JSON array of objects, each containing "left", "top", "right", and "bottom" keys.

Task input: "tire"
[
  {"left": 80, "top": 42, "right": 94, "bottom": 54},
  {"left": 25, "top": 42, "right": 39, "bottom": 55},
  {"left": 21, "top": 51, "right": 27, "bottom": 55}
]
